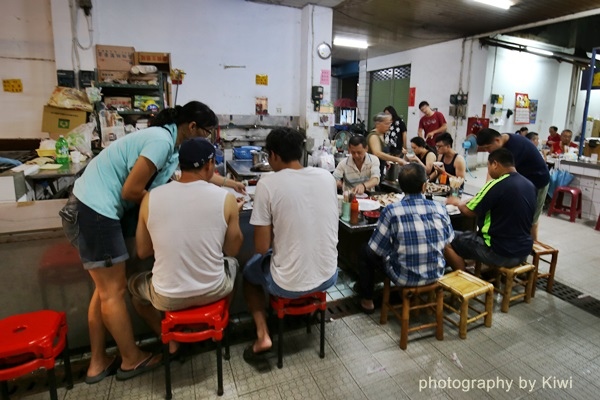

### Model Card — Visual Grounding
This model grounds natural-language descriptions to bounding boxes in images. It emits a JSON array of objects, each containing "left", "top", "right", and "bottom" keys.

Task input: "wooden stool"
[
  {"left": 547, "top": 186, "right": 582, "bottom": 222},
  {"left": 270, "top": 292, "right": 327, "bottom": 369},
  {"left": 0, "top": 310, "right": 73, "bottom": 400},
  {"left": 475, "top": 262, "right": 536, "bottom": 313},
  {"left": 438, "top": 271, "right": 493, "bottom": 339},
  {"left": 161, "top": 298, "right": 230, "bottom": 398},
  {"left": 531, "top": 241, "right": 559, "bottom": 296},
  {"left": 379, "top": 278, "right": 443, "bottom": 350}
]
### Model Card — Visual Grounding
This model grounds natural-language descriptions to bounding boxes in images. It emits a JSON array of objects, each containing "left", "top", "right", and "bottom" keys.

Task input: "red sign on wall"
[{"left": 408, "top": 87, "right": 416, "bottom": 107}]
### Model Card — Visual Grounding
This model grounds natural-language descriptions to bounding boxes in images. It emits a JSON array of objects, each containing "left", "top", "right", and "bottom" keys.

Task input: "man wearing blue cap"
[{"left": 128, "top": 137, "right": 244, "bottom": 357}]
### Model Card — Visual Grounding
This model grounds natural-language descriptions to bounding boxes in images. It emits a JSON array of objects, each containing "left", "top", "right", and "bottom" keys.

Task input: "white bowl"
[{"left": 433, "top": 161, "right": 444, "bottom": 167}]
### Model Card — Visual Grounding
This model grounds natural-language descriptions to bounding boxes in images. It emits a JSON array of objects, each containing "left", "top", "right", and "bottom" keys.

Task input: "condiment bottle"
[
  {"left": 341, "top": 191, "right": 351, "bottom": 222},
  {"left": 439, "top": 172, "right": 447, "bottom": 185},
  {"left": 350, "top": 197, "right": 359, "bottom": 224}
]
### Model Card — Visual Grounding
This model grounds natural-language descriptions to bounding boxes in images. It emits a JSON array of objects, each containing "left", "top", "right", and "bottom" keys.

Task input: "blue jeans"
[{"left": 243, "top": 250, "right": 337, "bottom": 298}]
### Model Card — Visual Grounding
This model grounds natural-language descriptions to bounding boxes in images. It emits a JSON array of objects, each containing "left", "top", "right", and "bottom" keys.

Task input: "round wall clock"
[{"left": 317, "top": 42, "right": 332, "bottom": 59}]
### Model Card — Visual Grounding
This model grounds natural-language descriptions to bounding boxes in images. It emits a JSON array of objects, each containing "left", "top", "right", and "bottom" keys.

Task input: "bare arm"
[
  {"left": 135, "top": 193, "right": 154, "bottom": 259},
  {"left": 353, "top": 176, "right": 380, "bottom": 194},
  {"left": 446, "top": 196, "right": 477, "bottom": 217},
  {"left": 453, "top": 154, "right": 466, "bottom": 179},
  {"left": 417, "top": 128, "right": 424, "bottom": 138},
  {"left": 254, "top": 225, "right": 272, "bottom": 255},
  {"left": 122, "top": 156, "right": 157, "bottom": 204},
  {"left": 210, "top": 174, "right": 247, "bottom": 195},
  {"left": 425, "top": 123, "right": 448, "bottom": 139},
  {"left": 368, "top": 134, "right": 406, "bottom": 165},
  {"left": 222, "top": 193, "right": 244, "bottom": 257}
]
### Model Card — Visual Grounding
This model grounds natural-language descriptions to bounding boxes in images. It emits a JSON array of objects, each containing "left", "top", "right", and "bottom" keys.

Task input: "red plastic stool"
[
  {"left": 547, "top": 186, "right": 582, "bottom": 222},
  {"left": 161, "top": 298, "right": 230, "bottom": 398},
  {"left": 0, "top": 310, "right": 73, "bottom": 400},
  {"left": 270, "top": 292, "right": 327, "bottom": 369}
]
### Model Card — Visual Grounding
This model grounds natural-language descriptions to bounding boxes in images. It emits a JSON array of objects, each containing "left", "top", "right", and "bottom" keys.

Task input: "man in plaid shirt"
[{"left": 357, "top": 163, "right": 454, "bottom": 313}]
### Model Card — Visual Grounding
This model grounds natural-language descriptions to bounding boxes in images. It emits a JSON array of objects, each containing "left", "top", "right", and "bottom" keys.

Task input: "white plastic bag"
[{"left": 67, "top": 121, "right": 96, "bottom": 157}]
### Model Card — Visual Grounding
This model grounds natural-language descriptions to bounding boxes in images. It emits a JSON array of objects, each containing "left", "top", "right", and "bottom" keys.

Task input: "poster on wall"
[
  {"left": 514, "top": 92, "right": 530, "bottom": 124},
  {"left": 255, "top": 97, "right": 268, "bottom": 115},
  {"left": 529, "top": 99, "right": 538, "bottom": 124}
]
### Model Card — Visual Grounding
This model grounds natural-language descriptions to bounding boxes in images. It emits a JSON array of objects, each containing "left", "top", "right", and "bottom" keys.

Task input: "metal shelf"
[{"left": 97, "top": 83, "right": 160, "bottom": 90}]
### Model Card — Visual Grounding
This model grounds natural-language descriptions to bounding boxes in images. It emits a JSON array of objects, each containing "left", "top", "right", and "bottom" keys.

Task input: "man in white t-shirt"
[
  {"left": 243, "top": 128, "right": 338, "bottom": 362},
  {"left": 128, "top": 138, "right": 243, "bottom": 357}
]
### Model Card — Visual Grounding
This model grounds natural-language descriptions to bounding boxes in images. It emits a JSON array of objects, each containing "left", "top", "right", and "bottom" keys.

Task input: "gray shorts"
[
  {"left": 450, "top": 231, "right": 525, "bottom": 268},
  {"left": 128, "top": 257, "right": 238, "bottom": 311},
  {"left": 533, "top": 184, "right": 549, "bottom": 224}
]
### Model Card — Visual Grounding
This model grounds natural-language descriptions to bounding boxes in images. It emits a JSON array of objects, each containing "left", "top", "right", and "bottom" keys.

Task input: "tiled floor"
[{"left": 18, "top": 167, "right": 600, "bottom": 400}]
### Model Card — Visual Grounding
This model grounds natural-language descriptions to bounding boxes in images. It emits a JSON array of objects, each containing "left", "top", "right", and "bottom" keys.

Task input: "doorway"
[{"left": 368, "top": 65, "right": 411, "bottom": 130}]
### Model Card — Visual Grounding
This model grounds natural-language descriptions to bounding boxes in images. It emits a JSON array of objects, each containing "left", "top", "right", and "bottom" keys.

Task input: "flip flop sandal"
[
  {"left": 85, "top": 356, "right": 121, "bottom": 385},
  {"left": 242, "top": 344, "right": 271, "bottom": 365},
  {"left": 115, "top": 353, "right": 162, "bottom": 381}
]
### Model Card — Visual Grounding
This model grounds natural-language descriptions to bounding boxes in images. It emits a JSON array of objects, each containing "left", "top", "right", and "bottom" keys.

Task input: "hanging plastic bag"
[
  {"left": 66, "top": 121, "right": 96, "bottom": 157},
  {"left": 547, "top": 169, "right": 574, "bottom": 198}
]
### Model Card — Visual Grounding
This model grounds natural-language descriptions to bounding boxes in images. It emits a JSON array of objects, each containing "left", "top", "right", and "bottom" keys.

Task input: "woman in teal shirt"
[{"left": 62, "top": 101, "right": 243, "bottom": 383}]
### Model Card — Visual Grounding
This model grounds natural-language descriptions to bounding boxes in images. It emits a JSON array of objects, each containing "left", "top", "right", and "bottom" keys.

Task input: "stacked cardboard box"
[{"left": 96, "top": 45, "right": 135, "bottom": 83}]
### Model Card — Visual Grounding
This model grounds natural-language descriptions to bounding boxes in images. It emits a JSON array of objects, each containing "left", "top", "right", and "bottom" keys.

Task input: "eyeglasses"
[
  {"left": 435, "top": 144, "right": 447, "bottom": 149},
  {"left": 199, "top": 126, "right": 217, "bottom": 137}
]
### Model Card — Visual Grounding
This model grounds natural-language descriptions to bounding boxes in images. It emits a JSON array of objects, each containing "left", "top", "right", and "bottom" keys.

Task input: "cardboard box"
[
  {"left": 41, "top": 106, "right": 87, "bottom": 138},
  {"left": 96, "top": 45, "right": 135, "bottom": 71},
  {"left": 104, "top": 96, "right": 132, "bottom": 109},
  {"left": 98, "top": 70, "right": 129, "bottom": 82},
  {"left": 134, "top": 52, "right": 171, "bottom": 72},
  {"left": 593, "top": 119, "right": 600, "bottom": 138}
]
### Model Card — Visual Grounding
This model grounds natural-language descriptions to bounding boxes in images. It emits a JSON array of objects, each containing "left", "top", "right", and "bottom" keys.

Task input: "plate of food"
[
  {"left": 425, "top": 182, "right": 451, "bottom": 195},
  {"left": 357, "top": 199, "right": 380, "bottom": 211},
  {"left": 371, "top": 193, "right": 404, "bottom": 207}
]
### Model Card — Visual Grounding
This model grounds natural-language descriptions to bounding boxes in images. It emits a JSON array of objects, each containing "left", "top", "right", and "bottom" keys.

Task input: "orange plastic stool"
[
  {"left": 547, "top": 186, "right": 582, "bottom": 222},
  {"left": 270, "top": 292, "right": 327, "bottom": 369},
  {"left": 161, "top": 298, "right": 230, "bottom": 398},
  {"left": 0, "top": 310, "right": 73, "bottom": 400}
]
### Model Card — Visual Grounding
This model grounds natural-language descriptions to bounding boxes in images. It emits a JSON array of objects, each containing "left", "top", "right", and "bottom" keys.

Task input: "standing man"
[
  {"left": 418, "top": 101, "right": 448, "bottom": 148},
  {"left": 357, "top": 163, "right": 454, "bottom": 313},
  {"left": 476, "top": 128, "right": 549, "bottom": 241},
  {"left": 333, "top": 135, "right": 380, "bottom": 194},
  {"left": 129, "top": 138, "right": 243, "bottom": 357},
  {"left": 445, "top": 149, "right": 535, "bottom": 271},
  {"left": 243, "top": 128, "right": 338, "bottom": 360},
  {"left": 368, "top": 113, "right": 407, "bottom": 177}
]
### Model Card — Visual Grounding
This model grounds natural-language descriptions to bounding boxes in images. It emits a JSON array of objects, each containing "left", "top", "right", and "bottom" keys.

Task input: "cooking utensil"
[{"left": 385, "top": 163, "right": 401, "bottom": 182}]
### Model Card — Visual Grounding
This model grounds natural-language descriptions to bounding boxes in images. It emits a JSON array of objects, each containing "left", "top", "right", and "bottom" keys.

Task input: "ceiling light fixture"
[
  {"left": 333, "top": 37, "right": 368, "bottom": 49},
  {"left": 527, "top": 47, "right": 554, "bottom": 56},
  {"left": 473, "top": 0, "right": 513, "bottom": 10}
]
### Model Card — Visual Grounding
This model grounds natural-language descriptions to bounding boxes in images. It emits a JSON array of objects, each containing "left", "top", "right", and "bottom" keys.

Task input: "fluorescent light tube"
[
  {"left": 333, "top": 37, "right": 368, "bottom": 49},
  {"left": 527, "top": 47, "right": 554, "bottom": 56},
  {"left": 473, "top": 0, "right": 513, "bottom": 10}
]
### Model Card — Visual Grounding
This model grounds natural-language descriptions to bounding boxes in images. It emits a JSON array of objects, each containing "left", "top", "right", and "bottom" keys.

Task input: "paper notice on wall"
[
  {"left": 319, "top": 113, "right": 335, "bottom": 127},
  {"left": 255, "top": 97, "right": 268, "bottom": 115},
  {"left": 514, "top": 92, "right": 530, "bottom": 124},
  {"left": 320, "top": 69, "right": 330, "bottom": 85}
]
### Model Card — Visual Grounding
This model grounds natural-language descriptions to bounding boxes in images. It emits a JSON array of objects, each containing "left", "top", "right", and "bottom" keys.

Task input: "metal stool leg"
[
  {"left": 164, "top": 343, "right": 172, "bottom": 400},
  {"left": 319, "top": 309, "right": 325, "bottom": 358},
  {"left": 1, "top": 381, "right": 10, "bottom": 400},
  {"left": 63, "top": 335, "right": 73, "bottom": 390},
  {"left": 216, "top": 341, "right": 223, "bottom": 396},
  {"left": 277, "top": 316, "right": 284, "bottom": 369},
  {"left": 47, "top": 367, "right": 58, "bottom": 400},
  {"left": 223, "top": 326, "right": 230, "bottom": 361}
]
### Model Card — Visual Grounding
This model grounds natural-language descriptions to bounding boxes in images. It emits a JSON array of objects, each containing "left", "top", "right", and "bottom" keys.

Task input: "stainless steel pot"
[
  {"left": 385, "top": 163, "right": 401, "bottom": 182},
  {"left": 251, "top": 150, "right": 268, "bottom": 165}
]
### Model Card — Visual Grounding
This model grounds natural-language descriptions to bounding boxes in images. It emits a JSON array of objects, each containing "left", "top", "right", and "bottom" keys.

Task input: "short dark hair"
[
  {"left": 476, "top": 128, "right": 501, "bottom": 146},
  {"left": 398, "top": 163, "right": 427, "bottom": 194},
  {"left": 410, "top": 136, "right": 427, "bottom": 148},
  {"left": 488, "top": 148, "right": 514, "bottom": 167},
  {"left": 265, "top": 127, "right": 303, "bottom": 163},
  {"left": 435, "top": 132, "right": 453, "bottom": 147},
  {"left": 526, "top": 132, "right": 539, "bottom": 141},
  {"left": 418, "top": 101, "right": 429, "bottom": 109},
  {"left": 550, "top": 126, "right": 558, "bottom": 132},
  {"left": 348, "top": 135, "right": 367, "bottom": 147},
  {"left": 519, "top": 127, "right": 529, "bottom": 133}
]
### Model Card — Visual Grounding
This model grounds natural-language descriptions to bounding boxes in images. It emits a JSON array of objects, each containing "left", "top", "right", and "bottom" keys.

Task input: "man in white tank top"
[
  {"left": 128, "top": 138, "right": 243, "bottom": 356},
  {"left": 243, "top": 128, "right": 338, "bottom": 362}
]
